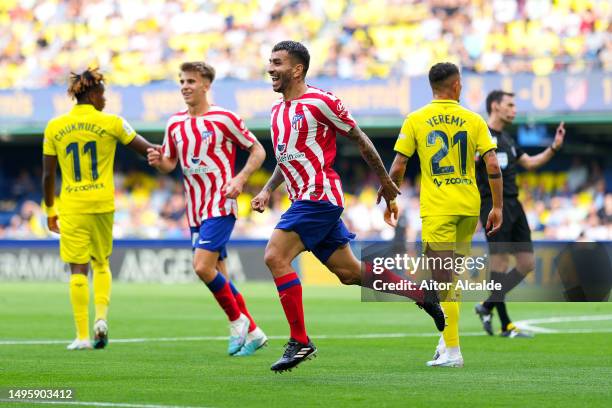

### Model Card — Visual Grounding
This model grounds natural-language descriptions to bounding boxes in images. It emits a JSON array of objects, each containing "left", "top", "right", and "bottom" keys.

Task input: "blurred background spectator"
[
  {"left": 1, "top": 0, "right": 610, "bottom": 89},
  {"left": 0, "top": 158, "right": 609, "bottom": 241}
]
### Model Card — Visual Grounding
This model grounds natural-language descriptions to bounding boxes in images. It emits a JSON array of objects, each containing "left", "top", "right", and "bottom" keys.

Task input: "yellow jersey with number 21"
[
  {"left": 394, "top": 99, "right": 496, "bottom": 217},
  {"left": 43, "top": 104, "right": 136, "bottom": 215}
]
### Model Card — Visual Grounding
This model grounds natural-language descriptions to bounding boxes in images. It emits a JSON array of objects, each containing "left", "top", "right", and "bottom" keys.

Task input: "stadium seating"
[
  {"left": 1, "top": 0, "right": 610, "bottom": 88},
  {"left": 0, "top": 165, "right": 609, "bottom": 240}
]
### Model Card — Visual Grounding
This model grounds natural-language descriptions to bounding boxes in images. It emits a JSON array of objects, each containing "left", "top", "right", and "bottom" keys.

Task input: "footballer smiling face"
[
  {"left": 179, "top": 69, "right": 211, "bottom": 107},
  {"left": 268, "top": 50, "right": 295, "bottom": 94},
  {"left": 267, "top": 43, "right": 309, "bottom": 97}
]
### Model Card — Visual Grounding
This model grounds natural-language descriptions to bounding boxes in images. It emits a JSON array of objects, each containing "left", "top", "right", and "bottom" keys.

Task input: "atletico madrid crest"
[
  {"left": 201, "top": 130, "right": 213, "bottom": 143},
  {"left": 291, "top": 113, "right": 304, "bottom": 130}
]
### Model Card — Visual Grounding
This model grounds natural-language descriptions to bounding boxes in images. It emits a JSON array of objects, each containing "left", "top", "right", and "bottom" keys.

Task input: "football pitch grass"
[{"left": 1, "top": 282, "right": 611, "bottom": 408}]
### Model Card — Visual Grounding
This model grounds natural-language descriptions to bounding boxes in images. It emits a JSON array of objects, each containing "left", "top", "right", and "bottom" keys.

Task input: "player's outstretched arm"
[
  {"left": 483, "top": 150, "right": 503, "bottom": 236},
  {"left": 127, "top": 134, "right": 158, "bottom": 156},
  {"left": 518, "top": 121, "right": 565, "bottom": 170},
  {"left": 346, "top": 126, "right": 400, "bottom": 205},
  {"left": 378, "top": 152, "right": 410, "bottom": 227},
  {"left": 42, "top": 154, "right": 60, "bottom": 233},
  {"left": 147, "top": 146, "right": 178, "bottom": 173},
  {"left": 224, "top": 139, "right": 266, "bottom": 199},
  {"left": 251, "top": 165, "right": 284, "bottom": 213}
]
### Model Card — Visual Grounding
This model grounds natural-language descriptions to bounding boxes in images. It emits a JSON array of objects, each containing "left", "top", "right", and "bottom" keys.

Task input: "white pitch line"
[
  {"left": 514, "top": 314, "right": 612, "bottom": 333},
  {"left": 0, "top": 399, "right": 210, "bottom": 408},
  {"left": 0, "top": 333, "right": 464, "bottom": 346},
  {"left": 516, "top": 314, "right": 612, "bottom": 325},
  {"left": 2, "top": 318, "right": 612, "bottom": 347}
]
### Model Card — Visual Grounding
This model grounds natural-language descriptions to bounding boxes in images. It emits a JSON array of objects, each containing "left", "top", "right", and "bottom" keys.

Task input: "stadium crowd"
[
  {"left": 1, "top": 162, "right": 610, "bottom": 241},
  {"left": 1, "top": 0, "right": 611, "bottom": 88}
]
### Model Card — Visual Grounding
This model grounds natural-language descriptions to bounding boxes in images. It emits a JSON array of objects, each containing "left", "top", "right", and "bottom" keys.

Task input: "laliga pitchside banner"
[{"left": 1, "top": 72, "right": 611, "bottom": 128}]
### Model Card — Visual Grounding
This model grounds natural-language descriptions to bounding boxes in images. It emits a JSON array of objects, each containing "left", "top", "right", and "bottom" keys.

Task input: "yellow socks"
[
  {"left": 92, "top": 261, "right": 112, "bottom": 322},
  {"left": 441, "top": 301, "right": 460, "bottom": 347},
  {"left": 69, "top": 274, "right": 89, "bottom": 340}
]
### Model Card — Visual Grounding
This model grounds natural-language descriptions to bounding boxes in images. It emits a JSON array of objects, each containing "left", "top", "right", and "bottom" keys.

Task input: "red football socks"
[{"left": 274, "top": 272, "right": 308, "bottom": 344}]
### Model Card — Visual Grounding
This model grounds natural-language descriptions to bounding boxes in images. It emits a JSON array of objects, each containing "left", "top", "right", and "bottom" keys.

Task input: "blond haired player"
[
  {"left": 147, "top": 62, "right": 268, "bottom": 356},
  {"left": 42, "top": 68, "right": 156, "bottom": 350},
  {"left": 384, "top": 62, "right": 503, "bottom": 367}
]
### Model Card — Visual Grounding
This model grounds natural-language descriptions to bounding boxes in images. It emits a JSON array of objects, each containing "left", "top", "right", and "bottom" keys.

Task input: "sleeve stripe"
[
  {"left": 481, "top": 147, "right": 496, "bottom": 157},
  {"left": 207, "top": 110, "right": 255, "bottom": 149}
]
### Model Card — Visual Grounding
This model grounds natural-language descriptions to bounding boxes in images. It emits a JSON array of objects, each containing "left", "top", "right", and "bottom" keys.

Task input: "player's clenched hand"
[
  {"left": 384, "top": 200, "right": 399, "bottom": 228},
  {"left": 47, "top": 216, "right": 60, "bottom": 234},
  {"left": 553, "top": 121, "right": 566, "bottom": 150},
  {"left": 146, "top": 147, "right": 162, "bottom": 167},
  {"left": 486, "top": 207, "right": 503, "bottom": 237},
  {"left": 376, "top": 178, "right": 401, "bottom": 205},
  {"left": 251, "top": 189, "right": 270, "bottom": 213},
  {"left": 223, "top": 175, "right": 245, "bottom": 199}
]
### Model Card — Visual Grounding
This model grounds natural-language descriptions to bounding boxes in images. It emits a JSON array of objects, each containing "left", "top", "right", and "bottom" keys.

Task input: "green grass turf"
[{"left": 1, "top": 282, "right": 611, "bottom": 408}]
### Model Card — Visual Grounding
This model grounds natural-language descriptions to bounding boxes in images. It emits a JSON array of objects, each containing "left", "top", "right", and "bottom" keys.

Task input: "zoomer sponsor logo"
[
  {"left": 433, "top": 177, "right": 472, "bottom": 188},
  {"left": 65, "top": 182, "right": 105, "bottom": 193},
  {"left": 445, "top": 177, "right": 472, "bottom": 185}
]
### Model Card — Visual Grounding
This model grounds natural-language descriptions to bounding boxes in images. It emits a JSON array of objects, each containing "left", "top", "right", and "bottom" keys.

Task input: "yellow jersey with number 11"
[
  {"left": 42, "top": 104, "right": 136, "bottom": 215},
  {"left": 394, "top": 99, "right": 496, "bottom": 217}
]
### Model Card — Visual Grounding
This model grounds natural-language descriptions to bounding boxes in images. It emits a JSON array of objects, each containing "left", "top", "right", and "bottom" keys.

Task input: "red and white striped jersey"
[
  {"left": 162, "top": 106, "right": 255, "bottom": 227},
  {"left": 271, "top": 86, "right": 357, "bottom": 207}
]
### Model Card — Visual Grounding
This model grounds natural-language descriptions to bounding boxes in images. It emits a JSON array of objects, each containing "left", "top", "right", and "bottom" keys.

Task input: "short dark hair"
[
  {"left": 180, "top": 61, "right": 215, "bottom": 83},
  {"left": 272, "top": 40, "right": 310, "bottom": 77},
  {"left": 428, "top": 62, "right": 460, "bottom": 90},
  {"left": 486, "top": 90, "right": 515, "bottom": 115}
]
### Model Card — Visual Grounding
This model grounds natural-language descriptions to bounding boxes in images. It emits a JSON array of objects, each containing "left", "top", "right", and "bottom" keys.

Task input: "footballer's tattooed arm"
[
  {"left": 263, "top": 165, "right": 284, "bottom": 193},
  {"left": 378, "top": 152, "right": 409, "bottom": 227},
  {"left": 387, "top": 153, "right": 409, "bottom": 191},
  {"left": 346, "top": 126, "right": 400, "bottom": 204}
]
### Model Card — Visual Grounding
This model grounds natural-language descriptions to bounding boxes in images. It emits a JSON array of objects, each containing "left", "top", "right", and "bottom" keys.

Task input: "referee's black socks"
[
  {"left": 483, "top": 268, "right": 526, "bottom": 308},
  {"left": 483, "top": 271, "right": 506, "bottom": 310},
  {"left": 499, "top": 267, "right": 527, "bottom": 295}
]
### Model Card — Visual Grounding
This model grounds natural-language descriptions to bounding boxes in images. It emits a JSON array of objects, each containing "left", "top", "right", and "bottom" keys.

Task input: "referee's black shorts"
[{"left": 480, "top": 196, "right": 534, "bottom": 254}]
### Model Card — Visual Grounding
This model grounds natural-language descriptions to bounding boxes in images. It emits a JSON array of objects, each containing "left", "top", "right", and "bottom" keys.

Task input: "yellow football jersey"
[
  {"left": 43, "top": 104, "right": 136, "bottom": 214},
  {"left": 394, "top": 99, "right": 496, "bottom": 217}
]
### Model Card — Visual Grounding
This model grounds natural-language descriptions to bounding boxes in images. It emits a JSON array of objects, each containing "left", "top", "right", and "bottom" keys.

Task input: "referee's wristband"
[{"left": 44, "top": 205, "right": 57, "bottom": 218}]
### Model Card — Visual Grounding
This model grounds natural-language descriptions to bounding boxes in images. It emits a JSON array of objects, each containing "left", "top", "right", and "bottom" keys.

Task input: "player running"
[
  {"left": 385, "top": 63, "right": 503, "bottom": 367},
  {"left": 252, "top": 41, "right": 446, "bottom": 373},
  {"left": 147, "top": 62, "right": 267, "bottom": 356},
  {"left": 474, "top": 90, "right": 566, "bottom": 338},
  {"left": 42, "top": 68, "right": 156, "bottom": 350}
]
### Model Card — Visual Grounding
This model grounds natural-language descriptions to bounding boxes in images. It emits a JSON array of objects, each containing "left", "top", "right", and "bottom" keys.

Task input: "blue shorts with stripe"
[
  {"left": 190, "top": 215, "right": 236, "bottom": 260},
  {"left": 275, "top": 200, "right": 356, "bottom": 263}
]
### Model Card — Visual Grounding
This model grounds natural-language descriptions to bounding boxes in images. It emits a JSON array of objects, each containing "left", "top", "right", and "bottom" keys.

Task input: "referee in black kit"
[{"left": 474, "top": 90, "right": 566, "bottom": 338}]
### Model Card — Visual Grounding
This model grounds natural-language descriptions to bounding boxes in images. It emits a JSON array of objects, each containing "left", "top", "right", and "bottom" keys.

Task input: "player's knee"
[
  {"left": 264, "top": 248, "right": 288, "bottom": 271},
  {"left": 70, "top": 264, "right": 89, "bottom": 275},
  {"left": 338, "top": 273, "right": 359, "bottom": 286},
  {"left": 517, "top": 256, "right": 535, "bottom": 275},
  {"left": 193, "top": 261, "right": 216, "bottom": 282},
  {"left": 332, "top": 267, "right": 360, "bottom": 285}
]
